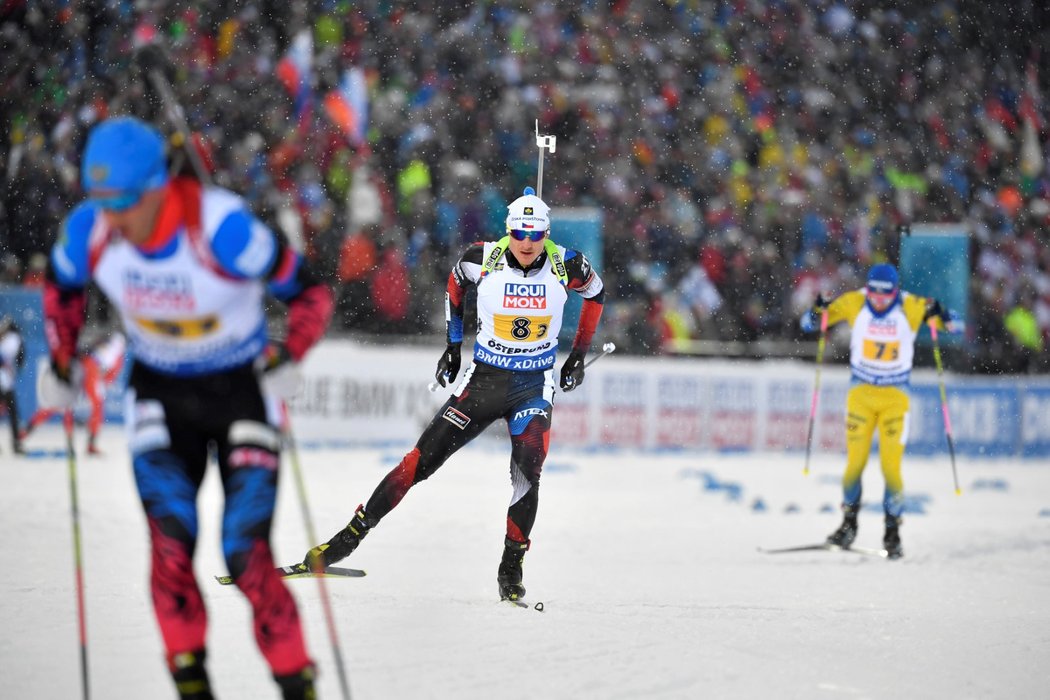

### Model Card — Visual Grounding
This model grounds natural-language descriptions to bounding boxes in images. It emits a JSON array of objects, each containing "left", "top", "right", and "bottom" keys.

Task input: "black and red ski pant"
[
  {"left": 364, "top": 361, "right": 554, "bottom": 545},
  {"left": 127, "top": 361, "right": 311, "bottom": 677}
]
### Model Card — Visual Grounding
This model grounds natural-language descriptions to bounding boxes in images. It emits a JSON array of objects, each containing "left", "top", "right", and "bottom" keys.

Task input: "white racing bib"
[
  {"left": 470, "top": 242, "right": 569, "bottom": 371},
  {"left": 849, "top": 303, "right": 917, "bottom": 386},
  {"left": 93, "top": 233, "right": 266, "bottom": 376}
]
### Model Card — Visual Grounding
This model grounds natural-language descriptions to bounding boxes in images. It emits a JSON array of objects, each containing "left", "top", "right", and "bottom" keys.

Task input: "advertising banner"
[{"left": 2, "top": 282, "right": 1047, "bottom": 459}]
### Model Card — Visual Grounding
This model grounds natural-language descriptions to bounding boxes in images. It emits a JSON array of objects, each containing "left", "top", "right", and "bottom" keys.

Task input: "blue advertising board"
[
  {"left": 0, "top": 286, "right": 48, "bottom": 425},
  {"left": 907, "top": 383, "right": 1021, "bottom": 457},
  {"left": 551, "top": 207, "right": 603, "bottom": 345},
  {"left": 899, "top": 224, "right": 969, "bottom": 346},
  {"left": 0, "top": 286, "right": 128, "bottom": 428}
]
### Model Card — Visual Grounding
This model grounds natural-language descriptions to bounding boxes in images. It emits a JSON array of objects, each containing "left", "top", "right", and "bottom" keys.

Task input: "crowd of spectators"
[{"left": 2, "top": 0, "right": 1049, "bottom": 374}]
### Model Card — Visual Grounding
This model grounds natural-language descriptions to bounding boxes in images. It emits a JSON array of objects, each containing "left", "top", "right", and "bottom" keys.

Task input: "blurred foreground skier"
[
  {"left": 40, "top": 116, "right": 332, "bottom": 699},
  {"left": 301, "top": 189, "right": 604, "bottom": 602},
  {"left": 800, "top": 263, "right": 961, "bottom": 559}
]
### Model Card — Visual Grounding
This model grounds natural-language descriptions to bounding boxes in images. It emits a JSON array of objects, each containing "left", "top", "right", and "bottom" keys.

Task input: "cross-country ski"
[{"left": 214, "top": 565, "right": 367, "bottom": 586}]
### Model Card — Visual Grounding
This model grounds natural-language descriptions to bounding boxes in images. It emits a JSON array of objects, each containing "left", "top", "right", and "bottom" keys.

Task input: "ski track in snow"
[{"left": 3, "top": 426, "right": 1049, "bottom": 699}]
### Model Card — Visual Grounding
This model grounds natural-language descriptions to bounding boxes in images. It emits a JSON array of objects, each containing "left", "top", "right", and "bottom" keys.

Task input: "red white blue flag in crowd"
[
  {"left": 276, "top": 30, "right": 314, "bottom": 128},
  {"left": 324, "top": 68, "right": 369, "bottom": 146}
]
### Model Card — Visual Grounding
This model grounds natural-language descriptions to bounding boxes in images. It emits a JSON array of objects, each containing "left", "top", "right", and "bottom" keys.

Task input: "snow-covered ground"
[{"left": 3, "top": 426, "right": 1049, "bottom": 699}]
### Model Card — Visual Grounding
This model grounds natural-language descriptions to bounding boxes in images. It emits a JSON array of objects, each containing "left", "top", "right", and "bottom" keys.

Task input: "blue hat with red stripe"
[
  {"left": 866, "top": 263, "right": 899, "bottom": 293},
  {"left": 81, "top": 116, "right": 168, "bottom": 203}
]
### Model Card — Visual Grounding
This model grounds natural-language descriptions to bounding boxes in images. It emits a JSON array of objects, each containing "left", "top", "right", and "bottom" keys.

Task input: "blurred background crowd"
[{"left": 2, "top": 0, "right": 1049, "bottom": 374}]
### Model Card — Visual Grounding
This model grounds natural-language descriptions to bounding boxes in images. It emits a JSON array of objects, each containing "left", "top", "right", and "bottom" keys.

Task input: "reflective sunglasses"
[
  {"left": 90, "top": 189, "right": 144, "bottom": 212},
  {"left": 867, "top": 289, "right": 897, "bottom": 307},
  {"left": 508, "top": 228, "right": 547, "bottom": 242}
]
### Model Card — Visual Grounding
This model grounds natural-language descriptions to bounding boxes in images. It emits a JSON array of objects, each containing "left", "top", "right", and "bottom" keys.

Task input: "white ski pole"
[{"left": 584, "top": 342, "right": 616, "bottom": 369}]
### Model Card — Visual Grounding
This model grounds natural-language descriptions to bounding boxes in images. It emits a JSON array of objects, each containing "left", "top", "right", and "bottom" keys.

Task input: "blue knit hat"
[
  {"left": 866, "top": 263, "right": 899, "bottom": 294},
  {"left": 81, "top": 117, "right": 168, "bottom": 203}
]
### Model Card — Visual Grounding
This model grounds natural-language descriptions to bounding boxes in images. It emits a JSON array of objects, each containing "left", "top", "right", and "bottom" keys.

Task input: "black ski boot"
[
  {"left": 275, "top": 664, "right": 317, "bottom": 700},
  {"left": 497, "top": 537, "right": 529, "bottom": 601},
  {"left": 826, "top": 504, "right": 859, "bottom": 548},
  {"left": 302, "top": 505, "right": 372, "bottom": 571},
  {"left": 883, "top": 516, "right": 903, "bottom": 559},
  {"left": 169, "top": 650, "right": 214, "bottom": 700}
]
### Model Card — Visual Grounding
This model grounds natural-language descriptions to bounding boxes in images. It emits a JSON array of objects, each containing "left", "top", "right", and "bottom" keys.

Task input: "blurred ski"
[{"left": 759, "top": 543, "right": 889, "bottom": 558}]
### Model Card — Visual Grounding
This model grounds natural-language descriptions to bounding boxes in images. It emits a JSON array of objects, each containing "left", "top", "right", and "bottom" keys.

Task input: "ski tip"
[{"left": 334, "top": 567, "right": 367, "bottom": 578}]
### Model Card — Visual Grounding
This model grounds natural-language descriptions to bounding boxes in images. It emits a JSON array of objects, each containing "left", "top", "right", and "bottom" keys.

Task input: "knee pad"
[{"left": 227, "top": 420, "right": 280, "bottom": 471}]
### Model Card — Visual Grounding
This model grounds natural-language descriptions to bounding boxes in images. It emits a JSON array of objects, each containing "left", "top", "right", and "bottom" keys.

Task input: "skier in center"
[{"left": 301, "top": 188, "right": 605, "bottom": 602}]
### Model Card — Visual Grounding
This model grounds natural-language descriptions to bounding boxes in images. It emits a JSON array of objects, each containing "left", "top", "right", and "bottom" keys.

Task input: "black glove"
[
  {"left": 259, "top": 342, "right": 293, "bottom": 373},
  {"left": 257, "top": 343, "right": 300, "bottom": 400},
  {"left": 435, "top": 344, "right": 461, "bottom": 387},
  {"left": 560, "top": 349, "right": 586, "bottom": 392},
  {"left": 813, "top": 293, "right": 828, "bottom": 313},
  {"left": 52, "top": 357, "right": 75, "bottom": 384},
  {"left": 37, "top": 357, "right": 80, "bottom": 410},
  {"left": 925, "top": 299, "right": 944, "bottom": 322}
]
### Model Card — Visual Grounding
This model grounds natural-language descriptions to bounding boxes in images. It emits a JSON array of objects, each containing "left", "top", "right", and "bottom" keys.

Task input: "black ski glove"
[
  {"left": 256, "top": 342, "right": 300, "bottom": 400},
  {"left": 813, "top": 293, "right": 828, "bottom": 313},
  {"left": 435, "top": 344, "right": 462, "bottom": 387},
  {"left": 560, "top": 349, "right": 586, "bottom": 392},
  {"left": 925, "top": 298, "right": 944, "bottom": 322}
]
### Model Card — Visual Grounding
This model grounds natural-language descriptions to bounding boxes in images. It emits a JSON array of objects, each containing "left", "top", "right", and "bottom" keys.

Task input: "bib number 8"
[{"left": 511, "top": 317, "right": 532, "bottom": 339}]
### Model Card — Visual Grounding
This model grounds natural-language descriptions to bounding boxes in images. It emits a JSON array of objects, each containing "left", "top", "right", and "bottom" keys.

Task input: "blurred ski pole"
[
  {"left": 928, "top": 320, "right": 961, "bottom": 495},
  {"left": 64, "top": 410, "right": 90, "bottom": 700},
  {"left": 281, "top": 403, "right": 353, "bottom": 700},
  {"left": 803, "top": 310, "right": 828, "bottom": 476}
]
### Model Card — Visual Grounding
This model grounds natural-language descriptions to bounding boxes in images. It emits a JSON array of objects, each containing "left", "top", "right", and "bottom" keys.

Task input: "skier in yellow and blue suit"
[{"left": 800, "top": 263, "right": 961, "bottom": 559}]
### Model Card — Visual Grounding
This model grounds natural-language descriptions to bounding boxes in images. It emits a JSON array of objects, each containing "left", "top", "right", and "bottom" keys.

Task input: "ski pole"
[
  {"left": 534, "top": 120, "right": 557, "bottom": 199},
  {"left": 64, "top": 409, "right": 90, "bottom": 700},
  {"left": 928, "top": 320, "right": 961, "bottom": 495},
  {"left": 803, "top": 311, "right": 828, "bottom": 476},
  {"left": 281, "top": 403, "right": 353, "bottom": 700},
  {"left": 584, "top": 342, "right": 616, "bottom": 369}
]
